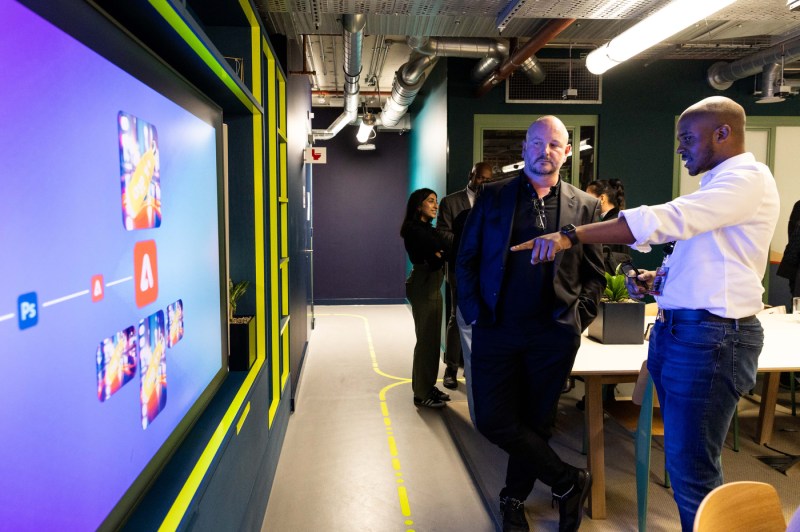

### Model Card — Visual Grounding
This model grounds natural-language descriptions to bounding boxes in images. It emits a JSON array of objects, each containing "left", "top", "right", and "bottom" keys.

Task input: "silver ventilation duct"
[
  {"left": 380, "top": 36, "right": 544, "bottom": 128},
  {"left": 408, "top": 37, "right": 514, "bottom": 83},
  {"left": 380, "top": 53, "right": 438, "bottom": 128},
  {"left": 755, "top": 63, "right": 785, "bottom": 104},
  {"left": 312, "top": 14, "right": 366, "bottom": 141},
  {"left": 707, "top": 35, "right": 800, "bottom": 90}
]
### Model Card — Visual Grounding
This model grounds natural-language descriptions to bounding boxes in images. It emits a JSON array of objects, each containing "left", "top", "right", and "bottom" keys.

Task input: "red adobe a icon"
[
  {"left": 133, "top": 240, "right": 159, "bottom": 308},
  {"left": 91, "top": 274, "right": 104, "bottom": 302}
]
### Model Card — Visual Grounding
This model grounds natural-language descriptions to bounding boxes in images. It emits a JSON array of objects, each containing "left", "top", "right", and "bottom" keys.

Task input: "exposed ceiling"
[{"left": 255, "top": 0, "right": 800, "bottom": 106}]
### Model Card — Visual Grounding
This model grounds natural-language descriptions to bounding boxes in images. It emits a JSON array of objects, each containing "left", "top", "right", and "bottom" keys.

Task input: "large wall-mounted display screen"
[{"left": 0, "top": 1, "right": 227, "bottom": 529}]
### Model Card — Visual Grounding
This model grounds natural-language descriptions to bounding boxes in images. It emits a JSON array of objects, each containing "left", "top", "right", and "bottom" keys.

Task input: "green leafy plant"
[
  {"left": 602, "top": 266, "right": 634, "bottom": 302},
  {"left": 228, "top": 279, "right": 250, "bottom": 320}
]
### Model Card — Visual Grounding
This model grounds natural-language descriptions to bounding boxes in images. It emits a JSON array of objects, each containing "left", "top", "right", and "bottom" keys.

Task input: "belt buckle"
[{"left": 656, "top": 309, "right": 665, "bottom": 323}]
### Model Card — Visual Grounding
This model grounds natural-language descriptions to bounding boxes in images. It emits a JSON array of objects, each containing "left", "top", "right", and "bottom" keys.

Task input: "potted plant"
[
  {"left": 228, "top": 279, "right": 256, "bottom": 371},
  {"left": 587, "top": 267, "right": 645, "bottom": 344}
]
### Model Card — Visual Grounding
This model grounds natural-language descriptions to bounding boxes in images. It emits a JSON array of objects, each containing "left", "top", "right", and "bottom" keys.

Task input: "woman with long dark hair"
[
  {"left": 586, "top": 179, "right": 631, "bottom": 273},
  {"left": 401, "top": 188, "right": 449, "bottom": 409}
]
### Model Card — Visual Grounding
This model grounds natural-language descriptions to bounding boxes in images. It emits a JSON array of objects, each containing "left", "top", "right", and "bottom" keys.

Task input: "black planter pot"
[
  {"left": 588, "top": 301, "right": 645, "bottom": 344},
  {"left": 229, "top": 315, "right": 256, "bottom": 371}
]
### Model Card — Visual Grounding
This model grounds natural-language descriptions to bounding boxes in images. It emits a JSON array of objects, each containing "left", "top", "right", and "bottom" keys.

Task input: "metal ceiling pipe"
[
  {"left": 758, "top": 63, "right": 781, "bottom": 102},
  {"left": 707, "top": 35, "right": 800, "bottom": 90},
  {"left": 408, "top": 36, "right": 511, "bottom": 83},
  {"left": 380, "top": 53, "right": 438, "bottom": 127},
  {"left": 518, "top": 55, "right": 546, "bottom": 85},
  {"left": 312, "top": 14, "right": 366, "bottom": 141},
  {"left": 476, "top": 18, "right": 576, "bottom": 97}
]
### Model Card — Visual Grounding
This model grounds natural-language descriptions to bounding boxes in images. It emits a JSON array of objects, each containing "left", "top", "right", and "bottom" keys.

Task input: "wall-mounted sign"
[{"left": 304, "top": 147, "right": 327, "bottom": 164}]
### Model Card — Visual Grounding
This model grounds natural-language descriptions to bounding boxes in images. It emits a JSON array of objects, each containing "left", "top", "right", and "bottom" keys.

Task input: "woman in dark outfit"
[
  {"left": 586, "top": 179, "right": 631, "bottom": 273},
  {"left": 401, "top": 188, "right": 450, "bottom": 409}
]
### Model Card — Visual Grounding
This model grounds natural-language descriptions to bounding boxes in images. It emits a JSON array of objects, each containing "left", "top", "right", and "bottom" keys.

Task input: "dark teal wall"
[
  {"left": 448, "top": 56, "right": 800, "bottom": 212},
  {"left": 410, "top": 60, "right": 449, "bottom": 199},
  {"left": 447, "top": 56, "right": 800, "bottom": 269}
]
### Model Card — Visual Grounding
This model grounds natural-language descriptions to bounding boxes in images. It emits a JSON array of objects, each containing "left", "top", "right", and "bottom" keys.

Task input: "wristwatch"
[{"left": 560, "top": 224, "right": 579, "bottom": 245}]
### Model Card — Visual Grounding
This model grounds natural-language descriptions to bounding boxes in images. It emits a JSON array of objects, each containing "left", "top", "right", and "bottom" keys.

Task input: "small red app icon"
[
  {"left": 134, "top": 240, "right": 159, "bottom": 308},
  {"left": 91, "top": 274, "right": 104, "bottom": 302}
]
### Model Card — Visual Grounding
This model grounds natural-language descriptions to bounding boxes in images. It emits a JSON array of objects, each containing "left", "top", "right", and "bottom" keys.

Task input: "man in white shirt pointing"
[{"left": 511, "top": 96, "right": 780, "bottom": 531}]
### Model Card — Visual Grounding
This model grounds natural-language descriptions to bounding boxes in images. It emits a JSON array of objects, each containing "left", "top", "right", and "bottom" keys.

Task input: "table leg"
[
  {"left": 756, "top": 371, "right": 780, "bottom": 445},
  {"left": 585, "top": 376, "right": 606, "bottom": 519}
]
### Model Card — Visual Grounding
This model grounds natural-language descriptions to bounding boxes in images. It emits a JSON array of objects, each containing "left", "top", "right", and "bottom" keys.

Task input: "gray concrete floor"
[
  {"left": 262, "top": 304, "right": 800, "bottom": 532},
  {"left": 261, "top": 305, "right": 493, "bottom": 532}
]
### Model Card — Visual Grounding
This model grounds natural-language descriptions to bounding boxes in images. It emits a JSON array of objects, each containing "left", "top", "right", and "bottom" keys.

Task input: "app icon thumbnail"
[
  {"left": 134, "top": 240, "right": 159, "bottom": 308},
  {"left": 138, "top": 310, "right": 167, "bottom": 429},
  {"left": 91, "top": 274, "right": 104, "bottom": 303},
  {"left": 17, "top": 292, "right": 38, "bottom": 330},
  {"left": 166, "top": 299, "right": 184, "bottom": 348},
  {"left": 96, "top": 326, "right": 137, "bottom": 402},
  {"left": 119, "top": 112, "right": 161, "bottom": 230}
]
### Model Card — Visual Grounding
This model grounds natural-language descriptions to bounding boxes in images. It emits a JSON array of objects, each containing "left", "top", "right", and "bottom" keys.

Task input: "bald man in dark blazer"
[{"left": 456, "top": 116, "right": 604, "bottom": 532}]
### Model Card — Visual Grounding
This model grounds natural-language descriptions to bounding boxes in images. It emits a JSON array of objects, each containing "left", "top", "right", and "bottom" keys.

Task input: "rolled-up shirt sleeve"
[{"left": 620, "top": 162, "right": 768, "bottom": 252}]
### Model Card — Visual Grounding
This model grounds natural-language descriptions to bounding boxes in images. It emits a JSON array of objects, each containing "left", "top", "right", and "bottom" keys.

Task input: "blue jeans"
[{"left": 648, "top": 313, "right": 763, "bottom": 531}]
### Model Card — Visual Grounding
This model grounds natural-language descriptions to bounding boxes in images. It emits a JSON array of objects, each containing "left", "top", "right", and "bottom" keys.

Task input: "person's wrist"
[{"left": 560, "top": 224, "right": 579, "bottom": 246}]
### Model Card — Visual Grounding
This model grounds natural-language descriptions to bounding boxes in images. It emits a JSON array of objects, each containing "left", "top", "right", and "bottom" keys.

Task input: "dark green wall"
[
  {"left": 447, "top": 56, "right": 800, "bottom": 211},
  {"left": 446, "top": 56, "right": 800, "bottom": 269}
]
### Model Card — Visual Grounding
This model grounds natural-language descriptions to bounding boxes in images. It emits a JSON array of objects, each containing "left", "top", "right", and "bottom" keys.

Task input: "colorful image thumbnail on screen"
[
  {"left": 119, "top": 111, "right": 161, "bottom": 230},
  {"left": 167, "top": 299, "right": 184, "bottom": 348},
  {"left": 96, "top": 326, "right": 137, "bottom": 401},
  {"left": 138, "top": 310, "right": 167, "bottom": 429}
]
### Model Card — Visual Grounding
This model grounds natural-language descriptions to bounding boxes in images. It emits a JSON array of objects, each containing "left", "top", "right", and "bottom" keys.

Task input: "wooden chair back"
[{"left": 693, "top": 481, "right": 786, "bottom": 532}]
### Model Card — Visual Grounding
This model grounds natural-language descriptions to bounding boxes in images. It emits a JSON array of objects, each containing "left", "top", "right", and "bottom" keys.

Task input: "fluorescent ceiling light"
[{"left": 586, "top": 0, "right": 736, "bottom": 75}]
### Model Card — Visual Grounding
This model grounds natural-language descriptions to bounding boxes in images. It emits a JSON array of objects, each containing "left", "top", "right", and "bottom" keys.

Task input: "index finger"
[{"left": 510, "top": 239, "right": 534, "bottom": 251}]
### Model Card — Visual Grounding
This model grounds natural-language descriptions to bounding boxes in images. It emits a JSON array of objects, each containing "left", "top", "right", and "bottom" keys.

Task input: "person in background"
[
  {"left": 585, "top": 179, "right": 631, "bottom": 273},
  {"left": 401, "top": 188, "right": 451, "bottom": 409},
  {"left": 777, "top": 199, "right": 800, "bottom": 296},
  {"left": 515, "top": 96, "right": 780, "bottom": 530},
  {"left": 457, "top": 116, "right": 605, "bottom": 532},
  {"left": 437, "top": 162, "right": 494, "bottom": 391}
]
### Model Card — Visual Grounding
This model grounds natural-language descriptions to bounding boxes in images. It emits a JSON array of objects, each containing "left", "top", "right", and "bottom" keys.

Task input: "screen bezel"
[{"left": 16, "top": 0, "right": 229, "bottom": 528}]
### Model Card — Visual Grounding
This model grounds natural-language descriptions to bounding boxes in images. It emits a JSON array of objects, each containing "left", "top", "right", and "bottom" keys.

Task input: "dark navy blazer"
[{"left": 456, "top": 173, "right": 606, "bottom": 334}]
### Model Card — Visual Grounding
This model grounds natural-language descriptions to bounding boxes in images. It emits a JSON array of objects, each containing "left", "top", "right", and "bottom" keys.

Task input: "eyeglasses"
[{"left": 532, "top": 198, "right": 546, "bottom": 231}]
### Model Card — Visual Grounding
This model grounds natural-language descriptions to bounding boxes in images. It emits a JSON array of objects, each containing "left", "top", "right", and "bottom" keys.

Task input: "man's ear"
[{"left": 715, "top": 124, "right": 731, "bottom": 143}]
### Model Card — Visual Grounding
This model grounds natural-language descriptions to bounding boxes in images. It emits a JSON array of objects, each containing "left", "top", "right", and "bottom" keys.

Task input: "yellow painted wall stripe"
[
  {"left": 235, "top": 402, "right": 251, "bottom": 434},
  {"left": 238, "top": 0, "right": 262, "bottom": 106},
  {"left": 148, "top": 0, "right": 254, "bottom": 111},
  {"left": 159, "top": 356, "right": 264, "bottom": 530},
  {"left": 266, "top": 49, "right": 281, "bottom": 427}
]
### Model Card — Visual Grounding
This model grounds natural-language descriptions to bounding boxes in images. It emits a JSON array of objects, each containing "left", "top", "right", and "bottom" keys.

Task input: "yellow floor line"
[{"left": 317, "top": 313, "right": 416, "bottom": 531}]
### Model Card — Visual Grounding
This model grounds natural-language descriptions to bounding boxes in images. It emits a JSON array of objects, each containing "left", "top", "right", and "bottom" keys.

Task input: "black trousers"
[
  {"left": 472, "top": 320, "right": 580, "bottom": 499},
  {"left": 406, "top": 265, "right": 444, "bottom": 398},
  {"left": 443, "top": 269, "right": 463, "bottom": 371}
]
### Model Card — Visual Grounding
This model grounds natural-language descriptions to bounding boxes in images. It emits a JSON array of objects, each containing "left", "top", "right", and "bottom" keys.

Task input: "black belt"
[{"left": 656, "top": 309, "right": 757, "bottom": 324}]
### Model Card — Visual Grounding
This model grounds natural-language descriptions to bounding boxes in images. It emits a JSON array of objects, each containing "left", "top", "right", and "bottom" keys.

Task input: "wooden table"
[{"left": 571, "top": 313, "right": 799, "bottom": 520}]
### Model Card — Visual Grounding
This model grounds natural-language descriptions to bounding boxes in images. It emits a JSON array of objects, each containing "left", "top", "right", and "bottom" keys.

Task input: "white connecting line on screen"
[{"left": 1, "top": 276, "right": 133, "bottom": 323}]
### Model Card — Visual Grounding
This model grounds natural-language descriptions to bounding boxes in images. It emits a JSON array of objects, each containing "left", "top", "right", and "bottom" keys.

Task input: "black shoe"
[
  {"left": 443, "top": 368, "right": 458, "bottom": 389},
  {"left": 562, "top": 377, "right": 575, "bottom": 393},
  {"left": 432, "top": 386, "right": 451, "bottom": 401},
  {"left": 552, "top": 469, "right": 592, "bottom": 532},
  {"left": 499, "top": 496, "right": 529, "bottom": 532},
  {"left": 413, "top": 392, "right": 446, "bottom": 409}
]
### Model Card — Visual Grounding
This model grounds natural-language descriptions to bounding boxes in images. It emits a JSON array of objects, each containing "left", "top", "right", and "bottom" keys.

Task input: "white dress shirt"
[
  {"left": 466, "top": 186, "right": 477, "bottom": 208},
  {"left": 621, "top": 153, "right": 780, "bottom": 318}
]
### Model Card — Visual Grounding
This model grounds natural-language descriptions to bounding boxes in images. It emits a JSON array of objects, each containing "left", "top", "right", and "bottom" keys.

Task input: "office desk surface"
[{"left": 570, "top": 313, "right": 799, "bottom": 519}]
